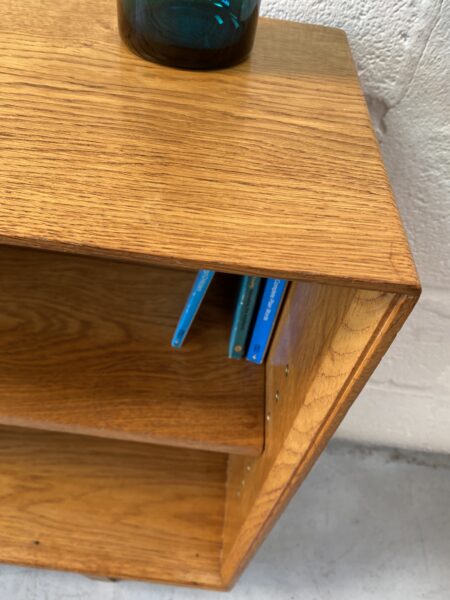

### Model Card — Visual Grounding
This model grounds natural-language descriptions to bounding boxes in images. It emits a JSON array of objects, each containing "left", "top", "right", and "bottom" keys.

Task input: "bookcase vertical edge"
[{"left": 221, "top": 281, "right": 419, "bottom": 588}]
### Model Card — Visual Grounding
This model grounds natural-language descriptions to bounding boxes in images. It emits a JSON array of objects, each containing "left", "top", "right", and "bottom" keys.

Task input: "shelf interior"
[
  {"left": 0, "top": 425, "right": 226, "bottom": 588},
  {"left": 0, "top": 245, "right": 264, "bottom": 456}
]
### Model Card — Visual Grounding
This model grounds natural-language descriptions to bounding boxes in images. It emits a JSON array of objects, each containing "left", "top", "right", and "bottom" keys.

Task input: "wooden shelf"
[
  {"left": 0, "top": 0, "right": 420, "bottom": 591},
  {"left": 0, "top": 425, "right": 226, "bottom": 588},
  {"left": 0, "top": 246, "right": 264, "bottom": 456},
  {"left": 0, "top": 1, "right": 418, "bottom": 293}
]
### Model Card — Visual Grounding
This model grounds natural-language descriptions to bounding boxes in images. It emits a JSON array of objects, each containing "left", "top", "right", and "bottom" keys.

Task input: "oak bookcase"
[{"left": 0, "top": 0, "right": 420, "bottom": 591}]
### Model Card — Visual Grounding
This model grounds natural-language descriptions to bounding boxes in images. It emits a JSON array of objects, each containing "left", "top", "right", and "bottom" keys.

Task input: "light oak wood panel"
[
  {"left": 0, "top": 2, "right": 418, "bottom": 293},
  {"left": 0, "top": 425, "right": 226, "bottom": 588},
  {"left": 0, "top": 245, "right": 264, "bottom": 455},
  {"left": 222, "top": 283, "right": 418, "bottom": 585}
]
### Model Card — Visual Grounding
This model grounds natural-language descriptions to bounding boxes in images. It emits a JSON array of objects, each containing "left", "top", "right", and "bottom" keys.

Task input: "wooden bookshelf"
[{"left": 0, "top": 0, "right": 420, "bottom": 591}]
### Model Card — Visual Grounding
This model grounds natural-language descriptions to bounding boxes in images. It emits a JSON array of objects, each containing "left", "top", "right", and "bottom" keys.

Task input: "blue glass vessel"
[{"left": 117, "top": 0, "right": 261, "bottom": 69}]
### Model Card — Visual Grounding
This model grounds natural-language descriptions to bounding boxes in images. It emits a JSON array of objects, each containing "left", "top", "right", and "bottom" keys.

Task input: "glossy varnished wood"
[
  {"left": 0, "top": 1, "right": 421, "bottom": 590},
  {"left": 0, "top": 426, "right": 226, "bottom": 588},
  {"left": 222, "top": 283, "right": 418, "bottom": 586},
  {"left": 0, "top": 246, "right": 264, "bottom": 455},
  {"left": 0, "top": 1, "right": 418, "bottom": 293}
]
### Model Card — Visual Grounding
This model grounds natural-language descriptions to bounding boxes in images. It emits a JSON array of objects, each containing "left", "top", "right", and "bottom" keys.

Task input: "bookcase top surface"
[{"left": 0, "top": 0, "right": 419, "bottom": 293}]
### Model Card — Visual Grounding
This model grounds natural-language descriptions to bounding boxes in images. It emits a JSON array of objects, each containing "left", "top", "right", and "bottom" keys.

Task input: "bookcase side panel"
[{"left": 221, "top": 282, "right": 416, "bottom": 586}]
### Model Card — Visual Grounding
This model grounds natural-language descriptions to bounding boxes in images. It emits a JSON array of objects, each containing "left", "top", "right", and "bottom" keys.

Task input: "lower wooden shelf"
[
  {"left": 0, "top": 425, "right": 226, "bottom": 588},
  {"left": 0, "top": 246, "right": 264, "bottom": 456}
]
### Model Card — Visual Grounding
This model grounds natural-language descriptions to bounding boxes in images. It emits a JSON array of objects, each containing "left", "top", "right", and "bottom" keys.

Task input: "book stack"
[{"left": 172, "top": 271, "right": 288, "bottom": 364}]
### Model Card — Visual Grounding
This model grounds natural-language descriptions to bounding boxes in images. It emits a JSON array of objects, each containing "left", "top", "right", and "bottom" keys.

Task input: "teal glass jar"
[{"left": 117, "top": 0, "right": 261, "bottom": 69}]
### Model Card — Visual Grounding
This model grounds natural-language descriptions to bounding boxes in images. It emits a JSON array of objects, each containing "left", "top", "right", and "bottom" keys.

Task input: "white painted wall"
[{"left": 260, "top": 0, "right": 450, "bottom": 453}]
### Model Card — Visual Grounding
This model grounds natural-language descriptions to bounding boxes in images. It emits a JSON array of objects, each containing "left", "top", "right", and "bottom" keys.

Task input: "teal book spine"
[
  {"left": 228, "top": 276, "right": 262, "bottom": 359},
  {"left": 246, "top": 279, "right": 288, "bottom": 365},
  {"left": 171, "top": 270, "right": 215, "bottom": 349}
]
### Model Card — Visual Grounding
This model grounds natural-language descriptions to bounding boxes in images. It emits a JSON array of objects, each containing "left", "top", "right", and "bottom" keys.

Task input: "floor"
[{"left": 0, "top": 442, "right": 449, "bottom": 600}]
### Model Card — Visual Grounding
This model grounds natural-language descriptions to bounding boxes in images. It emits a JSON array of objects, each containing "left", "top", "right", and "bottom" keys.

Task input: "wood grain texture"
[
  {"left": 0, "top": 1, "right": 419, "bottom": 294},
  {"left": 0, "top": 425, "right": 226, "bottom": 588},
  {"left": 0, "top": 1, "right": 421, "bottom": 589},
  {"left": 222, "top": 282, "right": 419, "bottom": 586},
  {"left": 0, "top": 245, "right": 264, "bottom": 455}
]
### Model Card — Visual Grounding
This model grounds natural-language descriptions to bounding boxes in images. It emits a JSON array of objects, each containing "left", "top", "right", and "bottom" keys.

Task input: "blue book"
[
  {"left": 228, "top": 276, "right": 262, "bottom": 359},
  {"left": 171, "top": 270, "right": 215, "bottom": 349},
  {"left": 246, "top": 279, "right": 288, "bottom": 365}
]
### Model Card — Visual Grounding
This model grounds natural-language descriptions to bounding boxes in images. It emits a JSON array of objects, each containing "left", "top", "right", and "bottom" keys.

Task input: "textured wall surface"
[{"left": 261, "top": 0, "right": 450, "bottom": 452}]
